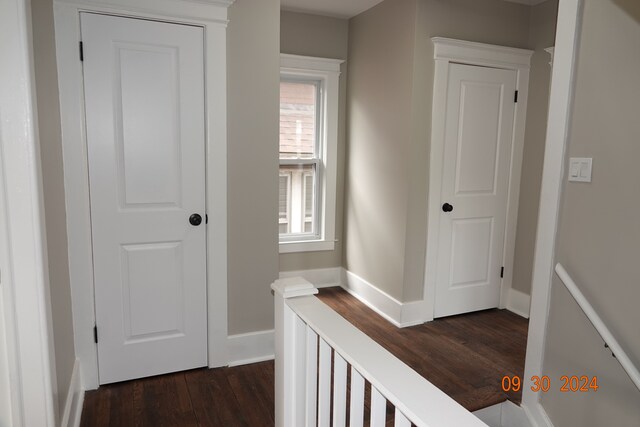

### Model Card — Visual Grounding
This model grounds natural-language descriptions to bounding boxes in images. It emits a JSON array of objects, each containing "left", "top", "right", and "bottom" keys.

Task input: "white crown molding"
[{"left": 432, "top": 37, "right": 533, "bottom": 70}]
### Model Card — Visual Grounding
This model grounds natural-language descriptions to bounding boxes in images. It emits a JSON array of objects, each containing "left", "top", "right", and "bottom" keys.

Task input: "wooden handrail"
[{"left": 555, "top": 263, "right": 640, "bottom": 391}]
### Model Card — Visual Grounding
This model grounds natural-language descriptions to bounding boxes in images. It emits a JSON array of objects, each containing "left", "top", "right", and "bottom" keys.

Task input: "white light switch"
[{"left": 568, "top": 157, "right": 592, "bottom": 182}]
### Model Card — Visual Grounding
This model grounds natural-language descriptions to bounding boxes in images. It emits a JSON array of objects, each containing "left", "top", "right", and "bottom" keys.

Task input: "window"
[{"left": 279, "top": 54, "right": 343, "bottom": 253}]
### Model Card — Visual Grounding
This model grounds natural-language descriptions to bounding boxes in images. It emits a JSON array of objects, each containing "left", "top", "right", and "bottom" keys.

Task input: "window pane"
[
  {"left": 280, "top": 81, "right": 317, "bottom": 159},
  {"left": 279, "top": 174, "right": 290, "bottom": 234},
  {"left": 279, "top": 164, "right": 316, "bottom": 237},
  {"left": 303, "top": 173, "right": 314, "bottom": 233}
]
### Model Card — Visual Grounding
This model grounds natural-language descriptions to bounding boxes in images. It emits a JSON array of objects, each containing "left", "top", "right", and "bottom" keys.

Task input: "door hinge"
[
  {"left": 93, "top": 325, "right": 98, "bottom": 343},
  {"left": 205, "top": 214, "right": 208, "bottom": 224},
  {"left": 79, "top": 41, "right": 84, "bottom": 62},
  {"left": 500, "top": 266, "right": 505, "bottom": 278},
  {"left": 514, "top": 90, "right": 519, "bottom": 103}
]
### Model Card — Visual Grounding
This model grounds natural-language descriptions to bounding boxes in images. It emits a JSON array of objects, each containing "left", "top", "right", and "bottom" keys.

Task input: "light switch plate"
[{"left": 568, "top": 157, "right": 592, "bottom": 182}]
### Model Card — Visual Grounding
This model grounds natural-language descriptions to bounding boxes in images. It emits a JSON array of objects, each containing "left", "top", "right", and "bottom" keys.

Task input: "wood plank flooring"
[
  {"left": 80, "top": 287, "right": 528, "bottom": 426},
  {"left": 317, "top": 287, "right": 529, "bottom": 411}
]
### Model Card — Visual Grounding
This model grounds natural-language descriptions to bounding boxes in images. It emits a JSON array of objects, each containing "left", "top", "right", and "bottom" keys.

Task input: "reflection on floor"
[{"left": 80, "top": 286, "right": 528, "bottom": 426}]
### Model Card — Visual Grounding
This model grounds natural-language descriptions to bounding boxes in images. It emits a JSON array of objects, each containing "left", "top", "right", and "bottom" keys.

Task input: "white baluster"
[
  {"left": 371, "top": 386, "right": 386, "bottom": 427},
  {"left": 305, "top": 327, "right": 318, "bottom": 426},
  {"left": 332, "top": 353, "right": 347, "bottom": 427},
  {"left": 294, "top": 316, "right": 307, "bottom": 426},
  {"left": 349, "top": 367, "right": 365, "bottom": 427},
  {"left": 394, "top": 408, "right": 411, "bottom": 427},
  {"left": 318, "top": 338, "right": 332, "bottom": 427}
]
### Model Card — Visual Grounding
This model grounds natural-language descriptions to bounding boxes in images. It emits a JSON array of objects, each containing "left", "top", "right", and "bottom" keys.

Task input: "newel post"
[{"left": 271, "top": 277, "right": 318, "bottom": 427}]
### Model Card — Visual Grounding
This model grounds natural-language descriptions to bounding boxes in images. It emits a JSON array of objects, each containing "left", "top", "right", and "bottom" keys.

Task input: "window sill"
[{"left": 279, "top": 239, "right": 335, "bottom": 254}]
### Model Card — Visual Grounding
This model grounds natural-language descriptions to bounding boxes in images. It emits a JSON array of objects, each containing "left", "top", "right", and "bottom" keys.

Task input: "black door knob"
[
  {"left": 442, "top": 203, "right": 454, "bottom": 213},
  {"left": 189, "top": 213, "right": 202, "bottom": 226}
]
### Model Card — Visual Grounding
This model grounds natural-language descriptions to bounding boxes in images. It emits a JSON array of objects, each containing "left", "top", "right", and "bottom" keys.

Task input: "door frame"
[
  {"left": 0, "top": 0, "right": 58, "bottom": 424},
  {"left": 53, "top": 0, "right": 233, "bottom": 389},
  {"left": 423, "top": 38, "right": 533, "bottom": 322}
]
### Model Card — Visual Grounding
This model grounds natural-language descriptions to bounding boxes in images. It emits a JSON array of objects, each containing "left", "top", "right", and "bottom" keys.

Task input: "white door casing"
[
  {"left": 424, "top": 38, "right": 533, "bottom": 322},
  {"left": 82, "top": 13, "right": 207, "bottom": 384},
  {"left": 433, "top": 63, "right": 517, "bottom": 318}
]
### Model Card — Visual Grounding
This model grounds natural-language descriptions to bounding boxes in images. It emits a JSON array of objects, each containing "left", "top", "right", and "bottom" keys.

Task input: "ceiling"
[{"left": 281, "top": 0, "right": 548, "bottom": 19}]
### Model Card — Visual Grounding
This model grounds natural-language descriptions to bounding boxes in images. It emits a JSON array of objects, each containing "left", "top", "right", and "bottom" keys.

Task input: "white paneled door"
[
  {"left": 81, "top": 13, "right": 207, "bottom": 384},
  {"left": 434, "top": 63, "right": 517, "bottom": 318}
]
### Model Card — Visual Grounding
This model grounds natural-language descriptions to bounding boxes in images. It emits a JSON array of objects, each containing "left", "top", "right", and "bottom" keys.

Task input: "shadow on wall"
[{"left": 613, "top": 0, "right": 640, "bottom": 22}]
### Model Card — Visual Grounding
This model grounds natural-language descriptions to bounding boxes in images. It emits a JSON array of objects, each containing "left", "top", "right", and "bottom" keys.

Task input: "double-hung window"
[{"left": 279, "top": 54, "right": 343, "bottom": 253}]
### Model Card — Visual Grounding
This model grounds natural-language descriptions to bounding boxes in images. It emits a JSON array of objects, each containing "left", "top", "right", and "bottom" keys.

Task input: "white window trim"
[{"left": 279, "top": 54, "right": 343, "bottom": 254}]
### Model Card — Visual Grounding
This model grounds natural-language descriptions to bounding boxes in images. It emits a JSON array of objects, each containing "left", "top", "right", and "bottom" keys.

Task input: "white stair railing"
[
  {"left": 272, "top": 277, "right": 489, "bottom": 427},
  {"left": 555, "top": 263, "right": 640, "bottom": 391}
]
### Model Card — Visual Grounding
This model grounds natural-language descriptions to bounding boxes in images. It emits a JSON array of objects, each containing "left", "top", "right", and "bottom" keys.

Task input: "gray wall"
[
  {"left": 345, "top": 0, "right": 540, "bottom": 302},
  {"left": 344, "top": 0, "right": 419, "bottom": 301},
  {"left": 227, "top": 0, "right": 281, "bottom": 335},
  {"left": 512, "top": 0, "right": 558, "bottom": 295},
  {"left": 542, "top": 0, "right": 640, "bottom": 424},
  {"left": 279, "top": 11, "right": 349, "bottom": 272},
  {"left": 31, "top": 0, "right": 76, "bottom": 414}
]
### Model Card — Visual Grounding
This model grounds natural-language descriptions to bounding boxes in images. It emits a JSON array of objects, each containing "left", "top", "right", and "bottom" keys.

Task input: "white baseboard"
[
  {"left": 522, "top": 401, "right": 555, "bottom": 427},
  {"left": 227, "top": 330, "right": 274, "bottom": 367},
  {"left": 474, "top": 401, "right": 544, "bottom": 427},
  {"left": 507, "top": 288, "right": 531, "bottom": 319},
  {"left": 340, "top": 268, "right": 424, "bottom": 328},
  {"left": 279, "top": 267, "right": 342, "bottom": 289},
  {"left": 60, "top": 359, "right": 84, "bottom": 427}
]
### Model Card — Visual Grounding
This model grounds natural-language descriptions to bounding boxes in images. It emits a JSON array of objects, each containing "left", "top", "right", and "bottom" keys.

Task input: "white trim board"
[
  {"left": 507, "top": 289, "right": 531, "bottom": 319},
  {"left": 59, "top": 359, "right": 84, "bottom": 427},
  {"left": 53, "top": 0, "right": 232, "bottom": 389},
  {"left": 227, "top": 330, "right": 274, "bottom": 367},
  {"left": 0, "top": 0, "right": 58, "bottom": 424},
  {"left": 279, "top": 267, "right": 341, "bottom": 288},
  {"left": 423, "top": 38, "right": 533, "bottom": 322},
  {"left": 521, "top": 1, "right": 583, "bottom": 426},
  {"left": 341, "top": 269, "right": 424, "bottom": 328}
]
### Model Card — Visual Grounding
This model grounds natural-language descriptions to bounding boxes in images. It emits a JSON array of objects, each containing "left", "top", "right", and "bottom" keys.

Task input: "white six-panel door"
[
  {"left": 434, "top": 63, "right": 517, "bottom": 318},
  {"left": 81, "top": 13, "right": 208, "bottom": 384}
]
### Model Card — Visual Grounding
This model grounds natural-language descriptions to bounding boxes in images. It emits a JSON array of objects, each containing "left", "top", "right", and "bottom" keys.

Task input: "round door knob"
[
  {"left": 442, "top": 203, "right": 454, "bottom": 213},
  {"left": 189, "top": 213, "right": 202, "bottom": 226}
]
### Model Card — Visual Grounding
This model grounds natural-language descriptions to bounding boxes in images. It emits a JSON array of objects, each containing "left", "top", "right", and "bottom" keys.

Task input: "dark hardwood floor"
[
  {"left": 80, "top": 287, "right": 528, "bottom": 426},
  {"left": 317, "top": 287, "right": 529, "bottom": 411}
]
